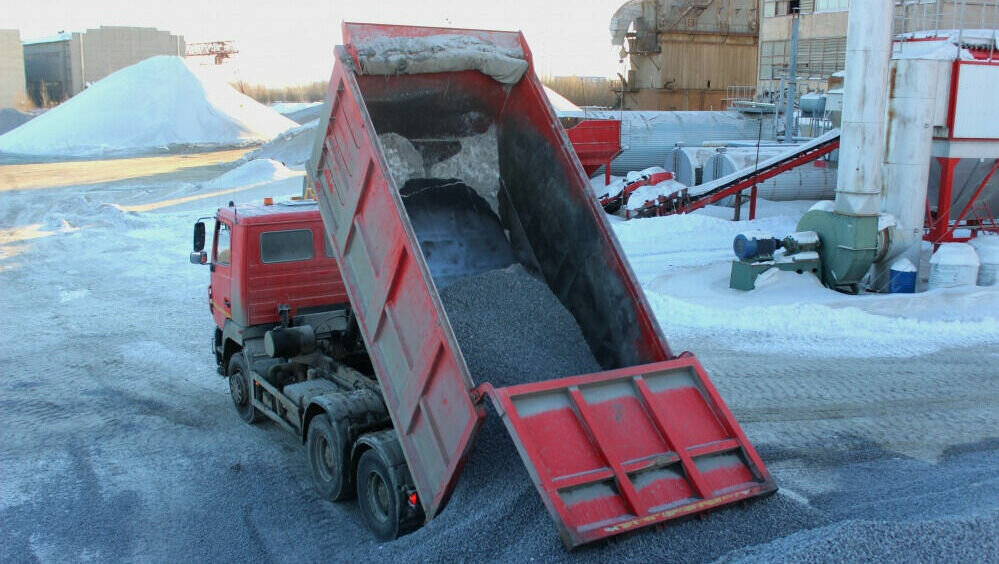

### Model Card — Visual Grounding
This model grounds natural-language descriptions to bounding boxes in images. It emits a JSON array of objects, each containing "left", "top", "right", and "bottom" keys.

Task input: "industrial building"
[
  {"left": 23, "top": 26, "right": 184, "bottom": 105},
  {"left": 611, "top": 0, "right": 760, "bottom": 111},
  {"left": 757, "top": 0, "right": 998, "bottom": 97},
  {"left": 0, "top": 30, "right": 28, "bottom": 110}
]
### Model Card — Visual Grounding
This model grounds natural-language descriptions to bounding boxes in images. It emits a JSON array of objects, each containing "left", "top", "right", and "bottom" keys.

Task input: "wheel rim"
[
  {"left": 229, "top": 368, "right": 247, "bottom": 406},
  {"left": 366, "top": 470, "right": 391, "bottom": 523},
  {"left": 315, "top": 435, "right": 334, "bottom": 482}
]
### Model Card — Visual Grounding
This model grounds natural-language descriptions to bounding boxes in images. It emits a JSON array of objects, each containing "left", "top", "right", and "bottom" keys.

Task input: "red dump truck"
[{"left": 190, "top": 23, "right": 774, "bottom": 549}]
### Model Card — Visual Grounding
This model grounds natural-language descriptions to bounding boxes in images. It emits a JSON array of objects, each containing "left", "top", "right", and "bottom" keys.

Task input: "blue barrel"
[{"left": 889, "top": 264, "right": 917, "bottom": 294}]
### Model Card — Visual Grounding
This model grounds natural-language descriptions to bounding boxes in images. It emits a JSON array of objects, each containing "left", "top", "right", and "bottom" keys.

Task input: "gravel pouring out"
[{"left": 438, "top": 265, "right": 601, "bottom": 387}]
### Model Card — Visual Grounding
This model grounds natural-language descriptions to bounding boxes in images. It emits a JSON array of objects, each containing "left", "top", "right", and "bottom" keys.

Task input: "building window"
[{"left": 814, "top": 0, "right": 849, "bottom": 12}]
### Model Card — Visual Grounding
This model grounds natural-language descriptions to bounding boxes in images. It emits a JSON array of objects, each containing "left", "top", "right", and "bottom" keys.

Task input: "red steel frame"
[{"left": 926, "top": 53, "right": 999, "bottom": 244}]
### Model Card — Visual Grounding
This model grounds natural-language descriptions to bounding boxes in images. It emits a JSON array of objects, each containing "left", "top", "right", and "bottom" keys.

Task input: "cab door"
[{"left": 210, "top": 220, "right": 234, "bottom": 327}]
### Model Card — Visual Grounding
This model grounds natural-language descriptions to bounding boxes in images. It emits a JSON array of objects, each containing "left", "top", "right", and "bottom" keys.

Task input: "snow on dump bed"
[
  {"left": 0, "top": 56, "right": 296, "bottom": 157},
  {"left": 353, "top": 35, "right": 529, "bottom": 84}
]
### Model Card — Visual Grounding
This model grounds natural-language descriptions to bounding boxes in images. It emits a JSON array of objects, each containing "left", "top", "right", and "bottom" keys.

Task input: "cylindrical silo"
[
  {"left": 567, "top": 110, "right": 776, "bottom": 176},
  {"left": 701, "top": 147, "right": 837, "bottom": 204}
]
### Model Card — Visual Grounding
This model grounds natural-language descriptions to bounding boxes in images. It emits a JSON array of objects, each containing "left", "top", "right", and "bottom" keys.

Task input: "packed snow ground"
[
  {"left": 1, "top": 152, "right": 997, "bottom": 562},
  {"left": 0, "top": 57, "right": 296, "bottom": 158}
]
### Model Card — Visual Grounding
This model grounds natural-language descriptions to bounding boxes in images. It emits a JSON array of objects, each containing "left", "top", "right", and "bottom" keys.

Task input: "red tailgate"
[{"left": 485, "top": 354, "right": 775, "bottom": 549}]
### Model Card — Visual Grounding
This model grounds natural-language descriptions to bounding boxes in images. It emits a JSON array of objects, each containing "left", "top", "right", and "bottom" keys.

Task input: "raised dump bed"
[{"left": 310, "top": 22, "right": 775, "bottom": 548}]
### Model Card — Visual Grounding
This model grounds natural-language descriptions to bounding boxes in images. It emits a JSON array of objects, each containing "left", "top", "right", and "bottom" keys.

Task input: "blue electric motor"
[{"left": 733, "top": 232, "right": 783, "bottom": 261}]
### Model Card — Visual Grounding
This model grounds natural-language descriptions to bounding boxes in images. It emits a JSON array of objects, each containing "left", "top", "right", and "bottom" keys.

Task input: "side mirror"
[
  {"left": 193, "top": 221, "right": 206, "bottom": 252},
  {"left": 190, "top": 250, "right": 208, "bottom": 265}
]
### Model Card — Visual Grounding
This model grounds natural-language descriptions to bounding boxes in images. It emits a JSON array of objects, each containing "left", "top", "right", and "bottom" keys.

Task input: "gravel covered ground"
[{"left": 1, "top": 154, "right": 998, "bottom": 562}]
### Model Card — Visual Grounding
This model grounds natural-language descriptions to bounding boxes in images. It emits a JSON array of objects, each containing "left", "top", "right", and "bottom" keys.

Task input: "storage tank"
[
  {"left": 969, "top": 235, "right": 999, "bottom": 287},
  {"left": 663, "top": 146, "right": 719, "bottom": 186},
  {"left": 928, "top": 243, "right": 980, "bottom": 289},
  {"left": 701, "top": 148, "right": 838, "bottom": 204},
  {"left": 561, "top": 110, "right": 776, "bottom": 176}
]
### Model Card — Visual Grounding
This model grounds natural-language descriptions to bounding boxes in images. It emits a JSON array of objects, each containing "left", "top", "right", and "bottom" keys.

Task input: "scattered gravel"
[{"left": 439, "top": 265, "right": 601, "bottom": 387}]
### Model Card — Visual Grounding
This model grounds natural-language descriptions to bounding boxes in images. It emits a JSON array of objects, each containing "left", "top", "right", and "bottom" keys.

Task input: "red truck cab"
[{"left": 192, "top": 200, "right": 350, "bottom": 373}]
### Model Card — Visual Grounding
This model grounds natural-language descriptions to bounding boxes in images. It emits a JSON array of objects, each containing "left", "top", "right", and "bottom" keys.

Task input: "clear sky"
[{"left": 6, "top": 0, "right": 628, "bottom": 86}]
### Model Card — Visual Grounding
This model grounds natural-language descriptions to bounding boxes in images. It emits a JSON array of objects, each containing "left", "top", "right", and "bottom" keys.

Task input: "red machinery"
[{"left": 565, "top": 118, "right": 622, "bottom": 186}]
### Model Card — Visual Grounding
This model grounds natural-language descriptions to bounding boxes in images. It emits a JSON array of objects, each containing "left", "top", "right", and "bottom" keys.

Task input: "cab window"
[
  {"left": 215, "top": 222, "right": 232, "bottom": 265},
  {"left": 260, "top": 229, "right": 314, "bottom": 264}
]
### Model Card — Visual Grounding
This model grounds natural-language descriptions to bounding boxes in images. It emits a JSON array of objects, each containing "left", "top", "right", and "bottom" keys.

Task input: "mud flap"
[{"left": 484, "top": 354, "right": 776, "bottom": 549}]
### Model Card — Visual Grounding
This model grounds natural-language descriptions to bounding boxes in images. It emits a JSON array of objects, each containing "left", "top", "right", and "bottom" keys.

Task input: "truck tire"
[
  {"left": 228, "top": 353, "right": 262, "bottom": 424},
  {"left": 307, "top": 414, "right": 353, "bottom": 502},
  {"left": 356, "top": 448, "right": 420, "bottom": 540}
]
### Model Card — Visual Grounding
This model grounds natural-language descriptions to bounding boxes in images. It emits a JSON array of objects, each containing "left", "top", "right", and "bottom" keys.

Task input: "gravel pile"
[{"left": 438, "top": 265, "right": 601, "bottom": 387}]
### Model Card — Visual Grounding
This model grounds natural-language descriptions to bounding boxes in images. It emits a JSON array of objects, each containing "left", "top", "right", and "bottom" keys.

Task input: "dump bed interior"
[{"left": 312, "top": 22, "right": 775, "bottom": 549}]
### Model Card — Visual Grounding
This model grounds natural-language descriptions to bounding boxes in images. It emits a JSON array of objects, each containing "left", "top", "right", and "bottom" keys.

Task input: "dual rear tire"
[{"left": 307, "top": 417, "right": 422, "bottom": 541}]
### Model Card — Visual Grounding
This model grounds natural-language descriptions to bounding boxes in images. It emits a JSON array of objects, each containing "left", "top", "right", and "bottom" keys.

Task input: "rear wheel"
[
  {"left": 356, "top": 449, "right": 418, "bottom": 540},
  {"left": 307, "top": 414, "right": 353, "bottom": 501},
  {"left": 228, "top": 353, "right": 262, "bottom": 424}
]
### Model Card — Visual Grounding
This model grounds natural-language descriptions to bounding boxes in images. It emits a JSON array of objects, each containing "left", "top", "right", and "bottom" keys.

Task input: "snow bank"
[
  {"left": 542, "top": 86, "right": 580, "bottom": 113},
  {"left": 206, "top": 159, "right": 302, "bottom": 190},
  {"left": 240, "top": 119, "right": 318, "bottom": 169},
  {"left": 270, "top": 102, "right": 321, "bottom": 115},
  {"left": 0, "top": 108, "right": 33, "bottom": 135},
  {"left": 0, "top": 56, "right": 296, "bottom": 157}
]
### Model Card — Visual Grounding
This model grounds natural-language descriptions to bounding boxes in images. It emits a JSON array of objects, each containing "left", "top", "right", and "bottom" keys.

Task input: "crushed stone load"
[
  {"left": 438, "top": 265, "right": 601, "bottom": 386},
  {"left": 353, "top": 34, "right": 528, "bottom": 84},
  {"left": 0, "top": 56, "right": 296, "bottom": 157}
]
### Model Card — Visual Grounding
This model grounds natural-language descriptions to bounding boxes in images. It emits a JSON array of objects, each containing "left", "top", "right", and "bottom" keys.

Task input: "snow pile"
[
  {"left": 205, "top": 159, "right": 303, "bottom": 192},
  {"left": 353, "top": 35, "right": 528, "bottom": 84},
  {"left": 270, "top": 102, "right": 321, "bottom": 115},
  {"left": 626, "top": 179, "right": 686, "bottom": 211},
  {"left": 589, "top": 175, "right": 625, "bottom": 201},
  {"left": 0, "top": 108, "right": 33, "bottom": 135},
  {"left": 542, "top": 86, "right": 580, "bottom": 113},
  {"left": 271, "top": 101, "right": 324, "bottom": 125},
  {"left": 0, "top": 56, "right": 296, "bottom": 157},
  {"left": 240, "top": 119, "right": 318, "bottom": 169}
]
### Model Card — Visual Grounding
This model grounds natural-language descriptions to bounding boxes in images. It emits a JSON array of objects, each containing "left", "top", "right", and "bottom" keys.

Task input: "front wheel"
[
  {"left": 356, "top": 449, "right": 418, "bottom": 540},
  {"left": 228, "top": 353, "right": 262, "bottom": 424}
]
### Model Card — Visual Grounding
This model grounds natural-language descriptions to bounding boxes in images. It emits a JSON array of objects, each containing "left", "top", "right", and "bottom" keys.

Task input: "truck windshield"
[{"left": 260, "top": 229, "right": 314, "bottom": 264}]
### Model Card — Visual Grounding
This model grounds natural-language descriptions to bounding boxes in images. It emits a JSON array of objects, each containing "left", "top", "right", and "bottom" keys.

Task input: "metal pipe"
[
  {"left": 785, "top": 11, "right": 800, "bottom": 144},
  {"left": 877, "top": 56, "right": 942, "bottom": 279},
  {"left": 834, "top": 0, "right": 894, "bottom": 218}
]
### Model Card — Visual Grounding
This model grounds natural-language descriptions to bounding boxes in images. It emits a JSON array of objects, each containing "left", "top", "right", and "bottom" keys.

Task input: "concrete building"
[
  {"left": 23, "top": 26, "right": 184, "bottom": 105},
  {"left": 758, "top": 0, "right": 997, "bottom": 98},
  {"left": 611, "top": 0, "right": 760, "bottom": 111},
  {"left": 0, "top": 30, "right": 28, "bottom": 110}
]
